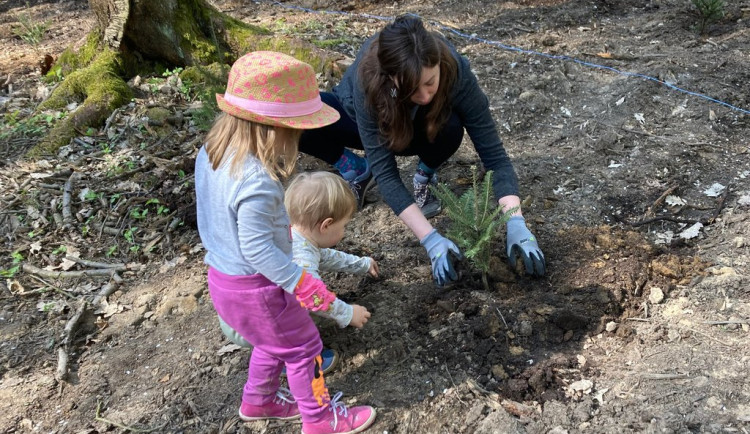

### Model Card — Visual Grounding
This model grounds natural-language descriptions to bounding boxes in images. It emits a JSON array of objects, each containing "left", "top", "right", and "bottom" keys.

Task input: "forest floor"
[{"left": 1, "top": 0, "right": 750, "bottom": 433}]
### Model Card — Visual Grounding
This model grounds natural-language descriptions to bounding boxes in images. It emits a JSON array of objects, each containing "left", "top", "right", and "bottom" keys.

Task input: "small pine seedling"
[
  {"left": 691, "top": 0, "right": 725, "bottom": 34},
  {"left": 431, "top": 168, "right": 516, "bottom": 291}
]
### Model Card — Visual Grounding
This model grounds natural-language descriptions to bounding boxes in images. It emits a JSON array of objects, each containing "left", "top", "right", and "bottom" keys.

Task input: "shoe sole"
[
  {"left": 238, "top": 409, "right": 301, "bottom": 422},
  {"left": 357, "top": 176, "right": 377, "bottom": 210},
  {"left": 300, "top": 407, "right": 377, "bottom": 434},
  {"left": 420, "top": 201, "right": 442, "bottom": 219}
]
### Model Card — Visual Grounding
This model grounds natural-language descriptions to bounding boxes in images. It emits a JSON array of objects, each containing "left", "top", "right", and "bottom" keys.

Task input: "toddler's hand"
[
  {"left": 367, "top": 258, "right": 379, "bottom": 278},
  {"left": 349, "top": 304, "right": 371, "bottom": 328}
]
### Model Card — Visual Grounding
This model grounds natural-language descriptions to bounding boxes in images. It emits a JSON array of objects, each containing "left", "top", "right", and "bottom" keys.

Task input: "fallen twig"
[
  {"left": 64, "top": 256, "right": 127, "bottom": 271},
  {"left": 57, "top": 275, "right": 122, "bottom": 382},
  {"left": 495, "top": 307, "right": 508, "bottom": 328},
  {"left": 62, "top": 171, "right": 79, "bottom": 227},
  {"left": 23, "top": 263, "right": 118, "bottom": 279},
  {"left": 629, "top": 185, "right": 730, "bottom": 227},
  {"left": 684, "top": 326, "right": 735, "bottom": 348},
  {"left": 703, "top": 320, "right": 749, "bottom": 325},
  {"left": 642, "top": 184, "right": 678, "bottom": 218},
  {"left": 640, "top": 373, "right": 689, "bottom": 380},
  {"left": 442, "top": 364, "right": 466, "bottom": 405}
]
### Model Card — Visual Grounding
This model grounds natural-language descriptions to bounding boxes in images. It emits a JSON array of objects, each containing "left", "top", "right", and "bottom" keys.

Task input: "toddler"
[{"left": 285, "top": 171, "right": 379, "bottom": 331}]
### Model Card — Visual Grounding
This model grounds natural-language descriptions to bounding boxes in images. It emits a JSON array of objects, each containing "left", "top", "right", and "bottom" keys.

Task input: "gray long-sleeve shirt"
[
  {"left": 195, "top": 147, "right": 303, "bottom": 292},
  {"left": 332, "top": 35, "right": 520, "bottom": 215}
]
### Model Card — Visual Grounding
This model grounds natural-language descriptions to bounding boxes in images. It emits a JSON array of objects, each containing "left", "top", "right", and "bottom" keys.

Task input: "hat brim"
[{"left": 216, "top": 94, "right": 340, "bottom": 129}]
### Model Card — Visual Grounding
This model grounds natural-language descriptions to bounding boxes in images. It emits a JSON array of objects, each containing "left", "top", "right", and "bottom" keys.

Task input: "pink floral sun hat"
[{"left": 216, "top": 51, "right": 339, "bottom": 129}]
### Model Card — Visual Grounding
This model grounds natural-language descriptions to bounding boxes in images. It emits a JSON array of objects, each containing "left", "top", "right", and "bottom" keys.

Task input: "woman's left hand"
[{"left": 506, "top": 216, "right": 546, "bottom": 276}]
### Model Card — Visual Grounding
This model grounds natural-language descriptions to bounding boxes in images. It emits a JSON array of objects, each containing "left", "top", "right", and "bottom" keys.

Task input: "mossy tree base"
[
  {"left": 27, "top": 0, "right": 340, "bottom": 159},
  {"left": 29, "top": 48, "right": 131, "bottom": 158}
]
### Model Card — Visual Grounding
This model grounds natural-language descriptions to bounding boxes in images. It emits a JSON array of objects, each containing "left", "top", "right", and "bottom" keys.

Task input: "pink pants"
[{"left": 207, "top": 267, "right": 330, "bottom": 422}]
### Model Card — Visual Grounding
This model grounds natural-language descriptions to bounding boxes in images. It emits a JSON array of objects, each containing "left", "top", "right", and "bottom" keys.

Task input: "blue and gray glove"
[
  {"left": 506, "top": 216, "right": 546, "bottom": 276},
  {"left": 421, "top": 229, "right": 463, "bottom": 286}
]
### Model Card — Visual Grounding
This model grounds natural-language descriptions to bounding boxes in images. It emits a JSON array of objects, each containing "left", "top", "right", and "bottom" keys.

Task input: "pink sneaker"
[
  {"left": 239, "top": 387, "right": 301, "bottom": 421},
  {"left": 301, "top": 392, "right": 377, "bottom": 434}
]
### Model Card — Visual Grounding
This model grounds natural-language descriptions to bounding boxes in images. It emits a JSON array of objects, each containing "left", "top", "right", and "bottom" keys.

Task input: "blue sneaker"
[{"left": 282, "top": 348, "right": 339, "bottom": 376}]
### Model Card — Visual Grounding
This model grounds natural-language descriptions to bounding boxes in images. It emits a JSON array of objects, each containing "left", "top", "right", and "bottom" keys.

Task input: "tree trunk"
[
  {"left": 89, "top": 0, "right": 233, "bottom": 66},
  {"left": 31, "top": 0, "right": 338, "bottom": 157}
]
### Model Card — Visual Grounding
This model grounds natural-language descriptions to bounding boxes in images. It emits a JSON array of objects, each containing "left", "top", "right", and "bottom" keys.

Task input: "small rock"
[
  {"left": 734, "top": 237, "right": 745, "bottom": 248},
  {"left": 491, "top": 364, "right": 509, "bottom": 380},
  {"left": 465, "top": 402, "right": 486, "bottom": 426},
  {"left": 605, "top": 321, "right": 618, "bottom": 332},
  {"left": 649, "top": 287, "right": 665, "bottom": 304},
  {"left": 518, "top": 320, "right": 533, "bottom": 336},
  {"left": 436, "top": 300, "right": 455, "bottom": 313}
]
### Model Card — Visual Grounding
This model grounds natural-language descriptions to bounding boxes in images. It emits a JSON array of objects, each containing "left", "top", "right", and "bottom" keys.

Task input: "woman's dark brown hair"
[{"left": 358, "top": 15, "right": 458, "bottom": 152}]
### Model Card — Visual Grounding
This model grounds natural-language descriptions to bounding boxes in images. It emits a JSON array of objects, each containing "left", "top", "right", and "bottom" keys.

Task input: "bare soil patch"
[{"left": 1, "top": 0, "right": 749, "bottom": 433}]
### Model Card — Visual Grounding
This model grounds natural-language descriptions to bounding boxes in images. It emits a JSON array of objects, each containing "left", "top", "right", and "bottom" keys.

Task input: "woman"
[{"left": 299, "top": 15, "right": 545, "bottom": 283}]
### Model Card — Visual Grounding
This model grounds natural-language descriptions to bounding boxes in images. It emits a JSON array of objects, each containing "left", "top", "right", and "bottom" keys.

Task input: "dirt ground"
[{"left": 1, "top": 0, "right": 750, "bottom": 433}]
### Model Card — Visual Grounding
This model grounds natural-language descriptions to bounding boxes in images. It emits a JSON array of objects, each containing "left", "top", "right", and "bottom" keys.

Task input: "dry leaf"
[
  {"left": 665, "top": 195, "right": 686, "bottom": 206},
  {"left": 596, "top": 52, "right": 612, "bottom": 58},
  {"left": 8, "top": 280, "right": 27, "bottom": 295},
  {"left": 679, "top": 222, "right": 703, "bottom": 239},
  {"left": 703, "top": 182, "right": 725, "bottom": 197},
  {"left": 217, "top": 343, "right": 243, "bottom": 356}
]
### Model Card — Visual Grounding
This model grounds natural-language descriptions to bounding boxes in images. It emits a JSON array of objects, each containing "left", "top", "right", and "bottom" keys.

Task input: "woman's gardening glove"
[
  {"left": 506, "top": 216, "right": 546, "bottom": 276},
  {"left": 421, "top": 229, "right": 463, "bottom": 286}
]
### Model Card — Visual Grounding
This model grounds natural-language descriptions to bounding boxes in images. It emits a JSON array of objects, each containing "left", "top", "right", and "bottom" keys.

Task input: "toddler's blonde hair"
[
  {"left": 204, "top": 113, "right": 300, "bottom": 181},
  {"left": 285, "top": 171, "right": 357, "bottom": 230}
]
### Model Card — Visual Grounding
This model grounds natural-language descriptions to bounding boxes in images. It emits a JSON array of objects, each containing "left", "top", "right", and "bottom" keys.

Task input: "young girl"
[
  {"left": 195, "top": 51, "right": 376, "bottom": 434},
  {"left": 285, "top": 171, "right": 379, "bottom": 331},
  {"left": 299, "top": 15, "right": 545, "bottom": 282}
]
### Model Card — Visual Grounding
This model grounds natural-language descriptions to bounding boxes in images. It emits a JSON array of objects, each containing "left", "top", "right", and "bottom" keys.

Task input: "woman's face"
[{"left": 409, "top": 64, "right": 440, "bottom": 106}]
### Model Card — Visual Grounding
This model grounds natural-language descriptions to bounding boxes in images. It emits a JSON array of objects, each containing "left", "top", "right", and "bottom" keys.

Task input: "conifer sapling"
[{"left": 430, "top": 168, "right": 517, "bottom": 291}]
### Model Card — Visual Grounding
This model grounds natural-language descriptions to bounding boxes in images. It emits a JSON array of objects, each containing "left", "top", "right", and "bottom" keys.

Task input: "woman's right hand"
[{"left": 349, "top": 304, "right": 371, "bottom": 328}]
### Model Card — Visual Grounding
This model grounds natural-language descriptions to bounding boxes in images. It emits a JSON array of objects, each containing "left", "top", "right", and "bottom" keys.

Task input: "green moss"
[
  {"left": 179, "top": 63, "right": 227, "bottom": 84},
  {"left": 39, "top": 49, "right": 128, "bottom": 110},
  {"left": 29, "top": 49, "right": 132, "bottom": 158},
  {"left": 146, "top": 107, "right": 171, "bottom": 123},
  {"left": 47, "top": 32, "right": 101, "bottom": 81},
  {"left": 223, "top": 16, "right": 271, "bottom": 57},
  {"left": 172, "top": 0, "right": 270, "bottom": 64}
]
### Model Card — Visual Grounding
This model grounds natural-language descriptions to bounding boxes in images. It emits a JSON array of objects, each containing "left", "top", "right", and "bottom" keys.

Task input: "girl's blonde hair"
[
  {"left": 285, "top": 171, "right": 357, "bottom": 230},
  {"left": 204, "top": 113, "right": 301, "bottom": 181}
]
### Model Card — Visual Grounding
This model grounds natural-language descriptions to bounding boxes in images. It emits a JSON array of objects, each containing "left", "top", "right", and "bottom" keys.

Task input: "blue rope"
[{"left": 264, "top": 1, "right": 750, "bottom": 115}]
